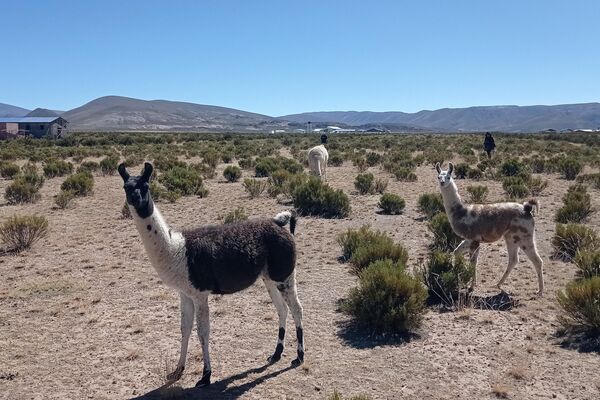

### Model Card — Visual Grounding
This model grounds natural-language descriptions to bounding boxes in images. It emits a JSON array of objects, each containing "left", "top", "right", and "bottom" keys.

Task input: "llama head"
[
  {"left": 118, "top": 162, "right": 154, "bottom": 218},
  {"left": 435, "top": 162, "right": 454, "bottom": 188}
]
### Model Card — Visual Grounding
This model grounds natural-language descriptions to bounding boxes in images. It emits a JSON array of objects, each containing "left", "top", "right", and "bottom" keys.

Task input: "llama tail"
[
  {"left": 273, "top": 210, "right": 297, "bottom": 235},
  {"left": 523, "top": 199, "right": 540, "bottom": 216}
]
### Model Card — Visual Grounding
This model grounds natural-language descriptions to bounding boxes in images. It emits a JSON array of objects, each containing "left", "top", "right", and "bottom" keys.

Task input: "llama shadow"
[
  {"left": 557, "top": 331, "right": 600, "bottom": 354},
  {"left": 471, "top": 290, "right": 518, "bottom": 311},
  {"left": 336, "top": 319, "right": 419, "bottom": 349},
  {"left": 131, "top": 362, "right": 296, "bottom": 400}
]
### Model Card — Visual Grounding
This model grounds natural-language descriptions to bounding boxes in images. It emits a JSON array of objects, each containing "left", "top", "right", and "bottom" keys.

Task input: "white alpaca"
[
  {"left": 307, "top": 134, "right": 329, "bottom": 179},
  {"left": 436, "top": 163, "right": 544, "bottom": 296},
  {"left": 118, "top": 163, "right": 304, "bottom": 388}
]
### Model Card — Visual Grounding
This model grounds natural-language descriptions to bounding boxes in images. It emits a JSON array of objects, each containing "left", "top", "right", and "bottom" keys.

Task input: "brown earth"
[{"left": 1, "top": 160, "right": 599, "bottom": 400}]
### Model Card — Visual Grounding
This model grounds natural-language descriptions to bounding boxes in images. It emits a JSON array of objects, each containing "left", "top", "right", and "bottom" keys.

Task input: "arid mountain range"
[{"left": 2, "top": 96, "right": 599, "bottom": 132}]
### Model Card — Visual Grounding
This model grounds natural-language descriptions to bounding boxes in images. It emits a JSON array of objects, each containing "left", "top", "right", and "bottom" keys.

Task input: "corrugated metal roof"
[{"left": 0, "top": 117, "right": 62, "bottom": 123}]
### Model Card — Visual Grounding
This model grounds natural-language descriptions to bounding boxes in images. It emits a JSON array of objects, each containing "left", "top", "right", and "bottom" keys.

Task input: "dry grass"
[{"left": 491, "top": 383, "right": 511, "bottom": 398}]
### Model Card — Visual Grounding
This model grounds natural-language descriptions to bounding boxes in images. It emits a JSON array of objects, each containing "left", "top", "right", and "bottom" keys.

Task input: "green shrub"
[
  {"left": 255, "top": 156, "right": 303, "bottom": 177},
  {"left": 0, "top": 162, "right": 20, "bottom": 179},
  {"left": 123, "top": 154, "right": 143, "bottom": 168},
  {"left": 150, "top": 181, "right": 181, "bottom": 203},
  {"left": 341, "top": 259, "right": 427, "bottom": 334},
  {"left": 61, "top": 171, "right": 94, "bottom": 197},
  {"left": 428, "top": 212, "right": 462, "bottom": 252},
  {"left": 393, "top": 167, "right": 417, "bottom": 182},
  {"left": 559, "top": 157, "right": 582, "bottom": 180},
  {"left": 366, "top": 152, "right": 383, "bottom": 167},
  {"left": 223, "top": 165, "right": 242, "bottom": 182},
  {"left": 99, "top": 156, "right": 119, "bottom": 176},
  {"left": 417, "top": 193, "right": 444, "bottom": 219},
  {"left": 466, "top": 168, "right": 483, "bottom": 180},
  {"left": 555, "top": 185, "right": 592, "bottom": 223},
  {"left": 77, "top": 161, "right": 100, "bottom": 173},
  {"left": 528, "top": 176, "right": 549, "bottom": 196},
  {"left": 420, "top": 251, "right": 475, "bottom": 306},
  {"left": 329, "top": 151, "right": 344, "bottom": 166},
  {"left": 378, "top": 193, "right": 405, "bottom": 215},
  {"left": 5, "top": 179, "right": 41, "bottom": 204},
  {"left": 502, "top": 176, "right": 530, "bottom": 199},
  {"left": 159, "top": 166, "right": 206, "bottom": 196},
  {"left": 243, "top": 178, "right": 268, "bottom": 198},
  {"left": 500, "top": 159, "right": 528, "bottom": 177},
  {"left": 43, "top": 160, "right": 73, "bottom": 178},
  {"left": 465, "top": 185, "right": 488, "bottom": 203},
  {"left": 328, "top": 390, "right": 372, "bottom": 400},
  {"left": 54, "top": 190, "right": 76, "bottom": 209},
  {"left": 337, "top": 225, "right": 408, "bottom": 274},
  {"left": 552, "top": 224, "right": 600, "bottom": 261},
  {"left": 222, "top": 207, "right": 248, "bottom": 224},
  {"left": 293, "top": 177, "right": 350, "bottom": 218},
  {"left": 373, "top": 178, "right": 388, "bottom": 194},
  {"left": 238, "top": 157, "right": 255, "bottom": 170},
  {"left": 354, "top": 173, "right": 375, "bottom": 195},
  {"left": 574, "top": 250, "right": 600, "bottom": 279},
  {"left": 557, "top": 277, "right": 600, "bottom": 334},
  {"left": 353, "top": 157, "right": 368, "bottom": 172},
  {"left": 0, "top": 215, "right": 49, "bottom": 252}
]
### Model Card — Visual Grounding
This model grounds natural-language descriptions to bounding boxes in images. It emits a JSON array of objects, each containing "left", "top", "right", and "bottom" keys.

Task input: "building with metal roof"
[{"left": 0, "top": 116, "right": 68, "bottom": 138}]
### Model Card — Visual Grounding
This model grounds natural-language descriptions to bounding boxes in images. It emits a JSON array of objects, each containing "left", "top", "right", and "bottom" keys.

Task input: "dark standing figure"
[
  {"left": 320, "top": 133, "right": 328, "bottom": 144},
  {"left": 483, "top": 132, "right": 496, "bottom": 159}
]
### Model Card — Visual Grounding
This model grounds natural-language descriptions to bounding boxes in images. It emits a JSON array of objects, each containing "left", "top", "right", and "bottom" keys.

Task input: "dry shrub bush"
[
  {"left": 293, "top": 177, "right": 350, "bottom": 218},
  {"left": 0, "top": 162, "right": 20, "bottom": 179},
  {"left": 43, "top": 160, "right": 73, "bottom": 178},
  {"left": 0, "top": 215, "right": 49, "bottom": 252},
  {"left": 99, "top": 156, "right": 119, "bottom": 176},
  {"left": 61, "top": 171, "right": 94, "bottom": 197},
  {"left": 328, "top": 390, "right": 372, "bottom": 400},
  {"left": 428, "top": 212, "right": 462, "bottom": 252},
  {"left": 77, "top": 160, "right": 100, "bottom": 173},
  {"left": 54, "top": 190, "right": 76, "bottom": 209},
  {"left": 243, "top": 178, "right": 268, "bottom": 198},
  {"left": 419, "top": 251, "right": 475, "bottom": 306},
  {"left": 341, "top": 259, "right": 427, "bottom": 334},
  {"left": 555, "top": 184, "right": 593, "bottom": 224},
  {"left": 222, "top": 207, "right": 248, "bottom": 224},
  {"left": 557, "top": 276, "right": 600, "bottom": 335},
  {"left": 337, "top": 225, "right": 408, "bottom": 275},
  {"left": 223, "top": 165, "right": 242, "bottom": 182},
  {"left": 559, "top": 157, "right": 583, "bottom": 180},
  {"left": 159, "top": 166, "right": 207, "bottom": 197},
  {"left": 150, "top": 181, "right": 181, "bottom": 203},
  {"left": 393, "top": 167, "right": 417, "bottom": 182},
  {"left": 466, "top": 185, "right": 488, "bottom": 203},
  {"left": 121, "top": 202, "right": 132, "bottom": 219},
  {"left": 354, "top": 173, "right": 375, "bottom": 194},
  {"left": 552, "top": 224, "right": 600, "bottom": 261},
  {"left": 378, "top": 193, "right": 405, "bottom": 215},
  {"left": 417, "top": 193, "right": 444, "bottom": 219},
  {"left": 574, "top": 250, "right": 600, "bottom": 279}
]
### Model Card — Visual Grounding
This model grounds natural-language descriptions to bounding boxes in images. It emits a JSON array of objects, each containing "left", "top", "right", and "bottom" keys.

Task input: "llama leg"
[
  {"left": 468, "top": 243, "right": 481, "bottom": 290},
  {"left": 453, "top": 239, "right": 471, "bottom": 256},
  {"left": 263, "top": 277, "right": 289, "bottom": 363},
  {"left": 279, "top": 274, "right": 304, "bottom": 367},
  {"left": 496, "top": 240, "right": 519, "bottom": 290},
  {"left": 316, "top": 159, "right": 322, "bottom": 179},
  {"left": 194, "top": 293, "right": 211, "bottom": 387},
  {"left": 167, "top": 293, "right": 194, "bottom": 382},
  {"left": 521, "top": 241, "right": 544, "bottom": 296}
]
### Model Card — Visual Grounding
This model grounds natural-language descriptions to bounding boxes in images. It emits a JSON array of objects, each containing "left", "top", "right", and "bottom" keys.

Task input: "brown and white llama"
[
  {"left": 307, "top": 134, "right": 329, "bottom": 179},
  {"left": 436, "top": 162, "right": 544, "bottom": 296},
  {"left": 118, "top": 162, "right": 304, "bottom": 388}
]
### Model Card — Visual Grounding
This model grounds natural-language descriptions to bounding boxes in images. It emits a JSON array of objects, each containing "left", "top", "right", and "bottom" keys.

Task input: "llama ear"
[
  {"left": 435, "top": 163, "right": 441, "bottom": 174},
  {"left": 118, "top": 163, "right": 130, "bottom": 182},
  {"left": 141, "top": 162, "right": 153, "bottom": 182},
  {"left": 448, "top": 162, "right": 454, "bottom": 175}
]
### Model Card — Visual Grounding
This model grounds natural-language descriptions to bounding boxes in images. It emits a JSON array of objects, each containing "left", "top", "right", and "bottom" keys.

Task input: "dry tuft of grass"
[
  {"left": 491, "top": 383, "right": 511, "bottom": 398},
  {"left": 507, "top": 366, "right": 528, "bottom": 381}
]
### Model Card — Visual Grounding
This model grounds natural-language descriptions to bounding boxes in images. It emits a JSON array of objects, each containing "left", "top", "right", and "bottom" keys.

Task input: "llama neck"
[
  {"left": 440, "top": 180, "right": 464, "bottom": 215},
  {"left": 131, "top": 199, "right": 187, "bottom": 286}
]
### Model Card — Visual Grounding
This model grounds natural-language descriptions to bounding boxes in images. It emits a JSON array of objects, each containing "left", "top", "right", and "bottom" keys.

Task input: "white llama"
[
  {"left": 307, "top": 134, "right": 329, "bottom": 179},
  {"left": 436, "top": 163, "right": 544, "bottom": 296},
  {"left": 118, "top": 163, "right": 304, "bottom": 388}
]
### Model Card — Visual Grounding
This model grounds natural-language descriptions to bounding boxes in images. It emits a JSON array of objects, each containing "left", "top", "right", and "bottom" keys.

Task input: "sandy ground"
[{"left": 1, "top": 159, "right": 599, "bottom": 400}]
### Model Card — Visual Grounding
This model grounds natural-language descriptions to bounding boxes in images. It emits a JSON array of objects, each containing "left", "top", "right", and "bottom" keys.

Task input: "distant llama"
[
  {"left": 307, "top": 134, "right": 329, "bottom": 179},
  {"left": 118, "top": 162, "right": 304, "bottom": 387},
  {"left": 436, "top": 163, "right": 544, "bottom": 295}
]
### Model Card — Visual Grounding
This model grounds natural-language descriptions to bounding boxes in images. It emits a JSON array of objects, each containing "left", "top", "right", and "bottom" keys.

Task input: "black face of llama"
[
  {"left": 118, "top": 162, "right": 154, "bottom": 218},
  {"left": 117, "top": 162, "right": 304, "bottom": 388},
  {"left": 435, "top": 162, "right": 544, "bottom": 296}
]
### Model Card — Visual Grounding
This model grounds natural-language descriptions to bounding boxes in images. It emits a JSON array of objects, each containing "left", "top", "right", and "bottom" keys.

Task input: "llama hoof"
[
  {"left": 267, "top": 353, "right": 282, "bottom": 364},
  {"left": 195, "top": 370, "right": 211, "bottom": 388},
  {"left": 291, "top": 357, "right": 304, "bottom": 367},
  {"left": 166, "top": 366, "right": 184, "bottom": 382},
  {"left": 535, "top": 290, "right": 544, "bottom": 298}
]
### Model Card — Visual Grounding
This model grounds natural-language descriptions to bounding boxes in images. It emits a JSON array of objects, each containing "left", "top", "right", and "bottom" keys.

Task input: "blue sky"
[{"left": 2, "top": 0, "right": 599, "bottom": 116}]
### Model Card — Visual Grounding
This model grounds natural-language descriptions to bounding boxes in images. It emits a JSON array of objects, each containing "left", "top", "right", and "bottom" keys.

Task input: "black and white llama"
[{"left": 118, "top": 162, "right": 304, "bottom": 387}]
